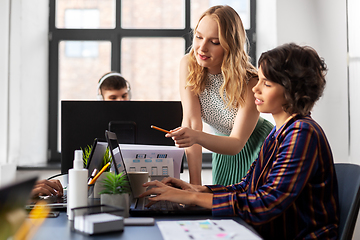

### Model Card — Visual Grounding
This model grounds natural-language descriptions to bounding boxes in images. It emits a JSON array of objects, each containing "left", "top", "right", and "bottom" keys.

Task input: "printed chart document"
[
  {"left": 157, "top": 219, "right": 262, "bottom": 240},
  {"left": 119, "top": 144, "right": 184, "bottom": 179}
]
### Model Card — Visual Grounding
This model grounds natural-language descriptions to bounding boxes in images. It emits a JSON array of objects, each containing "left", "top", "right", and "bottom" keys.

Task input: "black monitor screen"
[{"left": 61, "top": 101, "right": 183, "bottom": 174}]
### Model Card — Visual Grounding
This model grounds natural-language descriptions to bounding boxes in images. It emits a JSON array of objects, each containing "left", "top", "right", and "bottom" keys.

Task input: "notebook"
[
  {"left": 105, "top": 130, "right": 212, "bottom": 217},
  {"left": 25, "top": 138, "right": 107, "bottom": 210}
]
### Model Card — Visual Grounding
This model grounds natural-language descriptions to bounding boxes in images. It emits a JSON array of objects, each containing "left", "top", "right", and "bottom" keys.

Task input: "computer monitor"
[{"left": 61, "top": 100, "right": 183, "bottom": 174}]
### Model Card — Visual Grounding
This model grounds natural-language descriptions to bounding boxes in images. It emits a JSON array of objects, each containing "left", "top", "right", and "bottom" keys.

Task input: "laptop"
[
  {"left": 1, "top": 177, "right": 38, "bottom": 213},
  {"left": 105, "top": 130, "right": 212, "bottom": 216},
  {"left": 25, "top": 138, "right": 107, "bottom": 210},
  {"left": 85, "top": 138, "right": 108, "bottom": 181}
]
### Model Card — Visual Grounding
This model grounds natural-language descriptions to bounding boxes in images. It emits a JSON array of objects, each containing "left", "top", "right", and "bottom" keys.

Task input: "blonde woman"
[{"left": 167, "top": 5, "right": 273, "bottom": 185}]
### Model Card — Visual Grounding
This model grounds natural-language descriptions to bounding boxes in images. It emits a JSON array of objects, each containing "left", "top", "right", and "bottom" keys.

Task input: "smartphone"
[
  {"left": 124, "top": 217, "right": 155, "bottom": 226},
  {"left": 28, "top": 211, "right": 60, "bottom": 218}
]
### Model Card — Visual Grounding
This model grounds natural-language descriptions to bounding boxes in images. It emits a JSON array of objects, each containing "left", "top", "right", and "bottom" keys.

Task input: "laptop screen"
[
  {"left": 86, "top": 138, "right": 108, "bottom": 179},
  {"left": 105, "top": 130, "right": 136, "bottom": 198},
  {"left": 105, "top": 130, "right": 127, "bottom": 175},
  {"left": 1, "top": 177, "right": 37, "bottom": 212}
]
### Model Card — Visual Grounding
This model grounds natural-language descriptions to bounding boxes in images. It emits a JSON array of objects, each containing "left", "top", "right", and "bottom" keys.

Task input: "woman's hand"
[
  {"left": 139, "top": 178, "right": 213, "bottom": 208},
  {"left": 31, "top": 179, "right": 63, "bottom": 198},
  {"left": 139, "top": 180, "right": 196, "bottom": 205},
  {"left": 161, "top": 177, "right": 210, "bottom": 192},
  {"left": 166, "top": 127, "right": 200, "bottom": 148}
]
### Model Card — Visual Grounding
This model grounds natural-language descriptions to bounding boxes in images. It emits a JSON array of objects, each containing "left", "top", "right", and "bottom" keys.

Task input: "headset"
[{"left": 97, "top": 72, "right": 131, "bottom": 100}]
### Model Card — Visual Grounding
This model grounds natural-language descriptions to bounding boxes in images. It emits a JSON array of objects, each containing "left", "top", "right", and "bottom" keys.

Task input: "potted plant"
[{"left": 99, "top": 172, "right": 131, "bottom": 217}]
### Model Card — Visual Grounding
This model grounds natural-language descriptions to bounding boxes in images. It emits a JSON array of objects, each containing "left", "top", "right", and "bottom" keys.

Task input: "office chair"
[{"left": 334, "top": 163, "right": 360, "bottom": 240}]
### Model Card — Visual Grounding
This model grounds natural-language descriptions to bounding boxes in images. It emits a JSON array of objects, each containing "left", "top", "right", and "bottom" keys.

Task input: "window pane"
[
  {"left": 121, "top": 38, "right": 184, "bottom": 100},
  {"left": 58, "top": 40, "right": 111, "bottom": 151},
  {"left": 65, "top": 41, "right": 99, "bottom": 58},
  {"left": 121, "top": 0, "right": 185, "bottom": 29},
  {"left": 56, "top": 0, "right": 115, "bottom": 29},
  {"left": 59, "top": 41, "right": 111, "bottom": 101},
  {"left": 191, "top": 0, "right": 250, "bottom": 29}
]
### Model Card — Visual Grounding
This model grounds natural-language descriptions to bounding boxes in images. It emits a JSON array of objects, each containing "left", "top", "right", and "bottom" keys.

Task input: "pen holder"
[
  {"left": 93, "top": 172, "right": 109, "bottom": 197},
  {"left": 71, "top": 205, "right": 124, "bottom": 235},
  {"left": 88, "top": 184, "right": 94, "bottom": 198}
]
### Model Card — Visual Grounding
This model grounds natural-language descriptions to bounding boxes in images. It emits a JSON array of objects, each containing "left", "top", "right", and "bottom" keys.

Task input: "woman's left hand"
[{"left": 31, "top": 179, "right": 63, "bottom": 198}]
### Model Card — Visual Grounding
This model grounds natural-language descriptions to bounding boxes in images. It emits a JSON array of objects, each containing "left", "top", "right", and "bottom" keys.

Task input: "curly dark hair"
[{"left": 258, "top": 43, "right": 327, "bottom": 117}]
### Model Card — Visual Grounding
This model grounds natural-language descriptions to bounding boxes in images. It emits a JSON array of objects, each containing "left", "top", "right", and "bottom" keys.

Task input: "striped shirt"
[{"left": 207, "top": 114, "right": 339, "bottom": 240}]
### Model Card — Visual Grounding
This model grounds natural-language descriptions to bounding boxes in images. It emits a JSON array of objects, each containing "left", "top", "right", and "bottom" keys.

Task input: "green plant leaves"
[
  {"left": 98, "top": 172, "right": 131, "bottom": 195},
  {"left": 103, "top": 147, "right": 112, "bottom": 171},
  {"left": 81, "top": 145, "right": 92, "bottom": 168}
]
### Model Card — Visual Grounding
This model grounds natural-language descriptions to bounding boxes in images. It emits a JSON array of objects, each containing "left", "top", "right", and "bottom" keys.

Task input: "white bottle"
[{"left": 67, "top": 150, "right": 88, "bottom": 220}]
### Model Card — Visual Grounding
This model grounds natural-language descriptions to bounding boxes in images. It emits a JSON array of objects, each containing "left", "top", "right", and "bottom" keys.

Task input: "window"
[
  {"left": 48, "top": 0, "right": 256, "bottom": 162},
  {"left": 64, "top": 9, "right": 100, "bottom": 29}
]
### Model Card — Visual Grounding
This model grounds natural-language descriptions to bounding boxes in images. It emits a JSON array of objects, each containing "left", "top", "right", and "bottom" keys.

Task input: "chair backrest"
[{"left": 334, "top": 163, "right": 360, "bottom": 240}]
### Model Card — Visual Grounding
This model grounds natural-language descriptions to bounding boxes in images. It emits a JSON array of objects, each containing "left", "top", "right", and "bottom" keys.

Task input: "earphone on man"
[{"left": 97, "top": 72, "right": 131, "bottom": 100}]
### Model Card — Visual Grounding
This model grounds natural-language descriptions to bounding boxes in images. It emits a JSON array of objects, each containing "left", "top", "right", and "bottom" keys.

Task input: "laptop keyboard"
[
  {"left": 42, "top": 194, "right": 67, "bottom": 203},
  {"left": 143, "top": 198, "right": 183, "bottom": 211}
]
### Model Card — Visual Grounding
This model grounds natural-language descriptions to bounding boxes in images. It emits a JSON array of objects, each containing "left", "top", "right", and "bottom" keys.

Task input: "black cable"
[{"left": 47, "top": 173, "right": 66, "bottom": 180}]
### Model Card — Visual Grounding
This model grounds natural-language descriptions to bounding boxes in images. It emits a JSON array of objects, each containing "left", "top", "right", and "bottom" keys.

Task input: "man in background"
[{"left": 97, "top": 72, "right": 131, "bottom": 101}]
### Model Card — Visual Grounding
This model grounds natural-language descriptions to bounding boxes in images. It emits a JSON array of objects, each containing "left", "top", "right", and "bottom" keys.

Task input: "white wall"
[
  {"left": 7, "top": 0, "right": 48, "bottom": 166},
  {"left": 348, "top": 0, "right": 360, "bottom": 164},
  {"left": 256, "top": 0, "right": 277, "bottom": 125},
  {"left": 257, "top": 0, "right": 350, "bottom": 165},
  {"left": 0, "top": 0, "right": 10, "bottom": 165}
]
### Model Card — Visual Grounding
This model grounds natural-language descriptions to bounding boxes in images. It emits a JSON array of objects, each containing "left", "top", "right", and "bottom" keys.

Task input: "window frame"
[{"left": 48, "top": 0, "right": 257, "bottom": 163}]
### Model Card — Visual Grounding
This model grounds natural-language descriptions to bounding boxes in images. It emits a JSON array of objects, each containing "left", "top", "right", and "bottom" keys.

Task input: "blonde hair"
[{"left": 186, "top": 5, "right": 257, "bottom": 108}]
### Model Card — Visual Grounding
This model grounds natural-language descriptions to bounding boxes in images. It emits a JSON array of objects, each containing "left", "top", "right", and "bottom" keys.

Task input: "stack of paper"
[{"left": 74, "top": 213, "right": 124, "bottom": 235}]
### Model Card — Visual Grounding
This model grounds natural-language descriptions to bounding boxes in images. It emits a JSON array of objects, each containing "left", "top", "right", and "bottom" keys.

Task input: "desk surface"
[{"left": 32, "top": 212, "right": 261, "bottom": 240}]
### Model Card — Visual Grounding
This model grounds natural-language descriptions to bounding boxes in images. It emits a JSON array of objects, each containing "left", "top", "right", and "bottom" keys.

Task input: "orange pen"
[{"left": 151, "top": 125, "right": 170, "bottom": 134}]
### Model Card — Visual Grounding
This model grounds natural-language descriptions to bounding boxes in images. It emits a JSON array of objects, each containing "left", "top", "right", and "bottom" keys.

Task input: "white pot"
[{"left": 100, "top": 193, "right": 130, "bottom": 218}]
